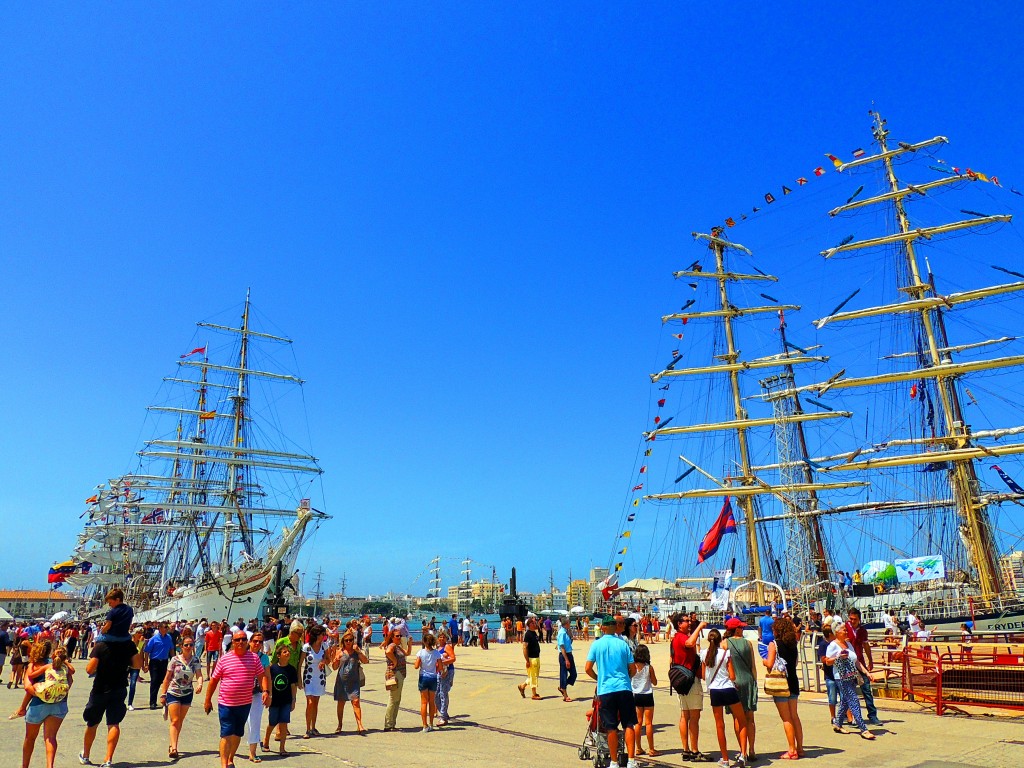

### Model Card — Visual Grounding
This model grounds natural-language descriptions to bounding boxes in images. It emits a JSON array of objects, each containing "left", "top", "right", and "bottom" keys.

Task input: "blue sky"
[{"left": 3, "top": 3, "right": 1024, "bottom": 597}]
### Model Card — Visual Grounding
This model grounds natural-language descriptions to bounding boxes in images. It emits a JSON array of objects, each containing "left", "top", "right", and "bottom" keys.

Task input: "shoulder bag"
[{"left": 763, "top": 645, "right": 790, "bottom": 697}]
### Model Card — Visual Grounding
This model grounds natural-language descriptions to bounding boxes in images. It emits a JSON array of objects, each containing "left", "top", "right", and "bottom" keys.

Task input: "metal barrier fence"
[{"left": 901, "top": 642, "right": 1024, "bottom": 715}]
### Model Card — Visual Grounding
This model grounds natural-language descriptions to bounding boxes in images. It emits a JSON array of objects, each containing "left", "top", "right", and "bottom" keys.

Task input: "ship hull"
[{"left": 133, "top": 565, "right": 274, "bottom": 623}]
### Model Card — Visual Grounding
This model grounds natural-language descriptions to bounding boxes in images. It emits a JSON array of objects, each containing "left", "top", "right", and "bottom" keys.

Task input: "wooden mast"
[{"left": 870, "top": 112, "right": 1003, "bottom": 596}]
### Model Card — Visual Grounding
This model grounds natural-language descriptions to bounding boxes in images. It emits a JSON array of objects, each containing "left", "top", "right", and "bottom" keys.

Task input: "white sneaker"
[
  {"left": 422, "top": 726, "right": 429, "bottom": 733},
  {"left": 127, "top": 705, "right": 135, "bottom": 711},
  {"left": 626, "top": 761, "right": 638, "bottom": 768},
  {"left": 717, "top": 760, "right": 731, "bottom": 768},
  {"left": 78, "top": 753, "right": 93, "bottom": 766}
]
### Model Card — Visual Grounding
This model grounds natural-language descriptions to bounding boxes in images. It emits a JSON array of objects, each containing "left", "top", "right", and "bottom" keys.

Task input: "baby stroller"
[{"left": 578, "top": 695, "right": 628, "bottom": 768}]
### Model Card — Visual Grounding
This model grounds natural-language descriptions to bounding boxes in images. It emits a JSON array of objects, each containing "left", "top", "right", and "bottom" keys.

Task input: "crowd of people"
[
  {"left": 1, "top": 592, "right": 937, "bottom": 768},
  {"left": 0, "top": 591, "right": 490, "bottom": 768}
]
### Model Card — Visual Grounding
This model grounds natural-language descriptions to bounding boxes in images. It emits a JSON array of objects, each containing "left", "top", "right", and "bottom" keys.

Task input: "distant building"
[
  {"left": 588, "top": 567, "right": 610, "bottom": 611},
  {"left": 551, "top": 588, "right": 567, "bottom": 612},
  {"left": 533, "top": 592, "right": 551, "bottom": 611},
  {"left": 567, "top": 580, "right": 591, "bottom": 610},
  {"left": 471, "top": 580, "right": 503, "bottom": 610},
  {"left": 1000, "top": 551, "right": 1024, "bottom": 595},
  {"left": 0, "top": 590, "right": 80, "bottom": 620},
  {"left": 517, "top": 591, "right": 534, "bottom": 609}
]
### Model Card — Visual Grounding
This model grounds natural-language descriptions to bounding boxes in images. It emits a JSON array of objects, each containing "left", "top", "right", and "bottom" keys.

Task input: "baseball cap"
[
  {"left": 601, "top": 616, "right": 617, "bottom": 626},
  {"left": 725, "top": 617, "right": 747, "bottom": 630}
]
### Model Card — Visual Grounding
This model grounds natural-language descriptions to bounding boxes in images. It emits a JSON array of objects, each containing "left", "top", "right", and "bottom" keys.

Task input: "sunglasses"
[
  {"left": 183, "top": 643, "right": 195, "bottom": 647},
  {"left": 232, "top": 638, "right": 247, "bottom": 643}
]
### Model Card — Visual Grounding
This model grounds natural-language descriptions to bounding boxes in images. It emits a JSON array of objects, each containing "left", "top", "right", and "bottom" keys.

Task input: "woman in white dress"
[{"left": 300, "top": 625, "right": 330, "bottom": 738}]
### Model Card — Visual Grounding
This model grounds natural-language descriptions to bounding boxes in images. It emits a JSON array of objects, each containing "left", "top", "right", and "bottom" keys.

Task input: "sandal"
[
  {"left": 303, "top": 731, "right": 312, "bottom": 739},
  {"left": 517, "top": 684, "right": 526, "bottom": 698},
  {"left": 779, "top": 752, "right": 800, "bottom": 760},
  {"left": 860, "top": 731, "right": 876, "bottom": 740},
  {"left": 692, "top": 752, "right": 712, "bottom": 762},
  {"left": 636, "top": 748, "right": 646, "bottom": 756},
  {"left": 833, "top": 725, "right": 850, "bottom": 734},
  {"left": 647, "top": 749, "right": 660, "bottom": 757},
  {"left": 251, "top": 757, "right": 262, "bottom": 763},
  {"left": 531, "top": 695, "right": 542, "bottom": 700}
]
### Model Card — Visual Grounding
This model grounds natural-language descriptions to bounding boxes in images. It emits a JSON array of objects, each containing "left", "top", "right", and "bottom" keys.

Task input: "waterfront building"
[{"left": 0, "top": 590, "right": 80, "bottom": 620}]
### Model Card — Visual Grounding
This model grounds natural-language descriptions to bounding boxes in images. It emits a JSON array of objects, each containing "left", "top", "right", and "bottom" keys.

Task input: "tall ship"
[
  {"left": 614, "top": 112, "right": 1024, "bottom": 632},
  {"left": 52, "top": 292, "right": 329, "bottom": 622}
]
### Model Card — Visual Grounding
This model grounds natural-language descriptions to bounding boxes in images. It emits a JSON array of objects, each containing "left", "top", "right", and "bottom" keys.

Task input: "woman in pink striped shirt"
[{"left": 204, "top": 631, "right": 269, "bottom": 768}]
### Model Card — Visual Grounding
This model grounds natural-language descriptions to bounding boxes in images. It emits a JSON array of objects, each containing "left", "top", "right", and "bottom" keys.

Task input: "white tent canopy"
[
  {"left": 0, "top": 606, "right": 13, "bottom": 621},
  {"left": 619, "top": 577, "right": 675, "bottom": 593}
]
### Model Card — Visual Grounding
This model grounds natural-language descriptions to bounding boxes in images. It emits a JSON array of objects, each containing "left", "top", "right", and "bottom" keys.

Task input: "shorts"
[
  {"left": 166, "top": 691, "right": 194, "bottom": 707},
  {"left": 773, "top": 692, "right": 800, "bottom": 703},
  {"left": 26, "top": 698, "right": 68, "bottom": 724},
  {"left": 83, "top": 687, "right": 128, "bottom": 727},
  {"left": 825, "top": 678, "right": 838, "bottom": 707},
  {"left": 218, "top": 703, "right": 251, "bottom": 738},
  {"left": 268, "top": 703, "right": 291, "bottom": 727},
  {"left": 709, "top": 687, "right": 740, "bottom": 708},
  {"left": 418, "top": 674, "right": 438, "bottom": 692},
  {"left": 677, "top": 681, "right": 704, "bottom": 712},
  {"left": 207, "top": 650, "right": 220, "bottom": 663},
  {"left": 598, "top": 690, "right": 638, "bottom": 730},
  {"left": 633, "top": 692, "right": 655, "bottom": 708}
]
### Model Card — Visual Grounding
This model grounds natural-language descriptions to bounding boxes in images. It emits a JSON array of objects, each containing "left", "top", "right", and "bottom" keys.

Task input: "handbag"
[
  {"left": 384, "top": 668, "right": 397, "bottom": 689},
  {"left": 833, "top": 653, "right": 859, "bottom": 682},
  {"left": 763, "top": 650, "right": 790, "bottom": 697},
  {"left": 358, "top": 663, "right": 366, "bottom": 688},
  {"left": 669, "top": 663, "right": 695, "bottom": 695}
]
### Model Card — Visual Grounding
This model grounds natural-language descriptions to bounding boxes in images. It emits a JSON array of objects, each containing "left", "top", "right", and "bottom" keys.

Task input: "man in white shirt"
[
  {"left": 905, "top": 610, "right": 922, "bottom": 636},
  {"left": 462, "top": 617, "right": 472, "bottom": 647},
  {"left": 881, "top": 611, "right": 899, "bottom": 636}
]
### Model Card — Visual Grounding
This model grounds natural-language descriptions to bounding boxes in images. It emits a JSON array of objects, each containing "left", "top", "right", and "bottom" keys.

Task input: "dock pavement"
[{"left": 0, "top": 635, "right": 1021, "bottom": 768}]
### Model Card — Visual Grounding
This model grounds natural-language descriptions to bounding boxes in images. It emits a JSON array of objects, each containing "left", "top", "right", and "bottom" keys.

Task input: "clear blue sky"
[{"left": 3, "top": 3, "right": 1023, "bottom": 597}]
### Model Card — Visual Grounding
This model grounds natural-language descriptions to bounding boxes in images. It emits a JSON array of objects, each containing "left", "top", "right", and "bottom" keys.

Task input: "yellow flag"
[
  {"left": 632, "top": 499, "right": 639, "bottom": 507},
  {"left": 199, "top": 410, "right": 217, "bottom": 420},
  {"left": 621, "top": 531, "right": 631, "bottom": 539}
]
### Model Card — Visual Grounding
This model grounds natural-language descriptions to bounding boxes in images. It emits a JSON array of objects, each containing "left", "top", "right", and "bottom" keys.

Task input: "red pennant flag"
[
  {"left": 639, "top": 466, "right": 647, "bottom": 474},
  {"left": 85, "top": 495, "right": 98, "bottom": 504},
  {"left": 826, "top": 153, "right": 842, "bottom": 168},
  {"left": 632, "top": 484, "right": 643, "bottom": 491},
  {"left": 657, "top": 398, "right": 666, "bottom": 407},
  {"left": 654, "top": 416, "right": 661, "bottom": 424},
  {"left": 696, "top": 496, "right": 738, "bottom": 564},
  {"left": 910, "top": 384, "right": 918, "bottom": 399},
  {"left": 180, "top": 346, "right": 207, "bottom": 359}
]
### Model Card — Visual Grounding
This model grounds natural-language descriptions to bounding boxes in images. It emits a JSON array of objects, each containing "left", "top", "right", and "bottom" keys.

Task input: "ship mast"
[
  {"left": 870, "top": 112, "right": 1002, "bottom": 596},
  {"left": 224, "top": 289, "right": 252, "bottom": 571},
  {"left": 804, "top": 113, "right": 1017, "bottom": 596},
  {"left": 646, "top": 234, "right": 864, "bottom": 604}
]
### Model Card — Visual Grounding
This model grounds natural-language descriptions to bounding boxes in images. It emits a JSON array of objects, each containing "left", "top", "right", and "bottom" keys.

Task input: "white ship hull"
[{"left": 133, "top": 565, "right": 275, "bottom": 623}]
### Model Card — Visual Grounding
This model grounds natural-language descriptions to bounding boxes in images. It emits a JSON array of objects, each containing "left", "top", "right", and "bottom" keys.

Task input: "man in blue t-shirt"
[
  {"left": 757, "top": 609, "right": 775, "bottom": 660},
  {"left": 448, "top": 615, "right": 460, "bottom": 646},
  {"left": 586, "top": 616, "right": 638, "bottom": 768}
]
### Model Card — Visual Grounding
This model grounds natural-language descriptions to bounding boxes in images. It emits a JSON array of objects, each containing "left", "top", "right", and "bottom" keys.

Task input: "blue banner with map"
[{"left": 893, "top": 555, "right": 945, "bottom": 583}]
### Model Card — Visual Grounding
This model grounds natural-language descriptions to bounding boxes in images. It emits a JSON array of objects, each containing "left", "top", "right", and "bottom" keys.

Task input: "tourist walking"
[
  {"left": 144, "top": 622, "right": 175, "bottom": 710},
  {"left": 556, "top": 615, "right": 577, "bottom": 702},
  {"left": 824, "top": 623, "right": 876, "bottom": 740},
  {"left": 383, "top": 627, "right": 408, "bottom": 731},
  {"left": 263, "top": 645, "right": 298, "bottom": 755},
  {"left": 300, "top": 624, "right": 329, "bottom": 738},
  {"left": 414, "top": 633, "right": 442, "bottom": 732},
  {"left": 204, "top": 630, "right": 270, "bottom": 768},
  {"left": 631, "top": 644, "right": 658, "bottom": 757},
  {"left": 204, "top": 621, "right": 224, "bottom": 678},
  {"left": 763, "top": 615, "right": 804, "bottom": 760},
  {"left": 815, "top": 625, "right": 840, "bottom": 724},
  {"left": 702, "top": 629, "right": 748, "bottom": 768},
  {"left": 435, "top": 630, "right": 456, "bottom": 726},
  {"left": 586, "top": 616, "right": 638, "bottom": 768},
  {"left": 671, "top": 615, "right": 709, "bottom": 761},
  {"left": 80, "top": 634, "right": 140, "bottom": 768},
  {"left": 518, "top": 617, "right": 542, "bottom": 700},
  {"left": 159, "top": 635, "right": 204, "bottom": 760},
  {"left": 332, "top": 631, "right": 367, "bottom": 734},
  {"left": 845, "top": 608, "right": 882, "bottom": 725},
  {"left": 21, "top": 642, "right": 73, "bottom": 768},
  {"left": 724, "top": 617, "right": 758, "bottom": 761},
  {"left": 126, "top": 626, "right": 145, "bottom": 711},
  {"left": 243, "top": 633, "right": 271, "bottom": 761}
]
